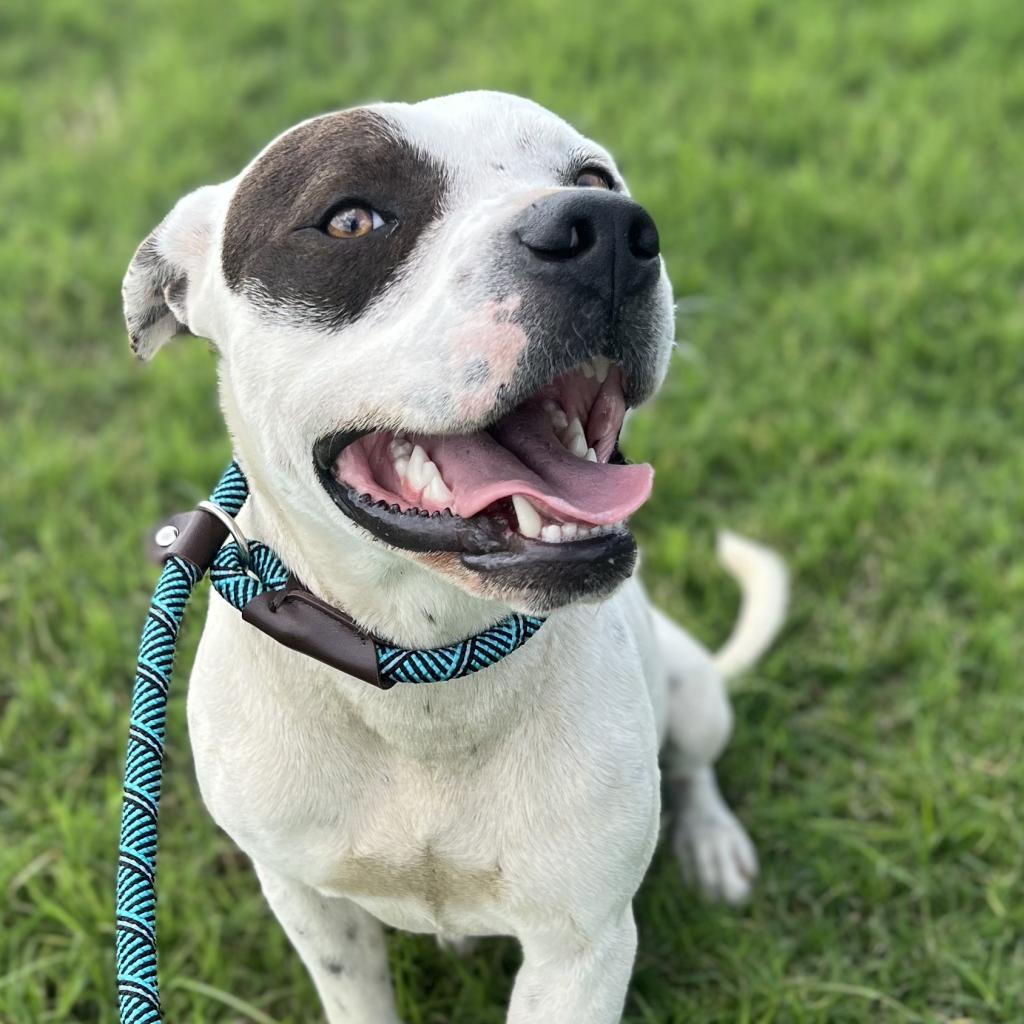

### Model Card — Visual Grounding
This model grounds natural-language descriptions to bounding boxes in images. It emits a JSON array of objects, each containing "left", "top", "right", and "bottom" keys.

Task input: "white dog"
[{"left": 123, "top": 91, "right": 787, "bottom": 1024}]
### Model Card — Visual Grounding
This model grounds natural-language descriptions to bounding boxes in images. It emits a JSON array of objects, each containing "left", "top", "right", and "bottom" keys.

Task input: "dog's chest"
[
  {"left": 317, "top": 827, "right": 510, "bottom": 935},
  {"left": 189, "top": 593, "right": 661, "bottom": 937},
  {"left": 215, "top": 734, "right": 554, "bottom": 935}
]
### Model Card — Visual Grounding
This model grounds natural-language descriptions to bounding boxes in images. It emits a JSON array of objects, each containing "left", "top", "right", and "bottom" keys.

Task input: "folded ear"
[{"left": 122, "top": 185, "right": 221, "bottom": 360}]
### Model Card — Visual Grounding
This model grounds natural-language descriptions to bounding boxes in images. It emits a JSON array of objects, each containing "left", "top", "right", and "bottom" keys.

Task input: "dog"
[{"left": 122, "top": 90, "right": 788, "bottom": 1023}]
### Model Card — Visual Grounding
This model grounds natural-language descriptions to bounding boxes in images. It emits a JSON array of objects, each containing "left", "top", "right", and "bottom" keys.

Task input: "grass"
[{"left": 2, "top": 0, "right": 1023, "bottom": 1020}]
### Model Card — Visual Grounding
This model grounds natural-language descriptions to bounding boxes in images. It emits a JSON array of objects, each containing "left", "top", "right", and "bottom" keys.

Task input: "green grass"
[{"left": 2, "top": 0, "right": 1023, "bottom": 1020}]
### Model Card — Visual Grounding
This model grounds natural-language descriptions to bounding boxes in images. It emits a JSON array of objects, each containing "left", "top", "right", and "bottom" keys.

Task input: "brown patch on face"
[
  {"left": 222, "top": 109, "right": 449, "bottom": 331},
  {"left": 417, "top": 552, "right": 497, "bottom": 599}
]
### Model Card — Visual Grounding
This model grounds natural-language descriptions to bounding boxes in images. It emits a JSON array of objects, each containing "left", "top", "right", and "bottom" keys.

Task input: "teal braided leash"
[{"left": 115, "top": 461, "right": 544, "bottom": 1022}]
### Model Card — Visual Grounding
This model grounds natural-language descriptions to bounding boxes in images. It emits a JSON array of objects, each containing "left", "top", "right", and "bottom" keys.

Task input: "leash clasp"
[
  {"left": 195, "top": 500, "right": 251, "bottom": 568},
  {"left": 149, "top": 500, "right": 252, "bottom": 572}
]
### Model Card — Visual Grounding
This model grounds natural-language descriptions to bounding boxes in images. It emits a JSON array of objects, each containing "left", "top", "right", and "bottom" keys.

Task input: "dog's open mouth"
[{"left": 313, "top": 358, "right": 652, "bottom": 566}]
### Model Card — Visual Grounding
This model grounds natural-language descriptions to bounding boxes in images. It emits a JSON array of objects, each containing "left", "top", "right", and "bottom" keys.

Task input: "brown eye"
[
  {"left": 575, "top": 168, "right": 613, "bottom": 189},
  {"left": 326, "top": 204, "right": 384, "bottom": 238}
]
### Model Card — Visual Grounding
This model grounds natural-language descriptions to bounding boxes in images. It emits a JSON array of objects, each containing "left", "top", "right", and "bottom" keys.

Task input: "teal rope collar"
[{"left": 116, "top": 461, "right": 545, "bottom": 1022}]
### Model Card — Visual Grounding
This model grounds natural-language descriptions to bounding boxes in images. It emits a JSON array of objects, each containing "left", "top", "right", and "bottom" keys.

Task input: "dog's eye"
[
  {"left": 575, "top": 167, "right": 613, "bottom": 190},
  {"left": 325, "top": 205, "right": 385, "bottom": 238}
]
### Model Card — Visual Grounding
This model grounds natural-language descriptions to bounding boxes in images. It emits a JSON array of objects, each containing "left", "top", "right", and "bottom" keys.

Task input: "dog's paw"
[{"left": 673, "top": 800, "right": 758, "bottom": 906}]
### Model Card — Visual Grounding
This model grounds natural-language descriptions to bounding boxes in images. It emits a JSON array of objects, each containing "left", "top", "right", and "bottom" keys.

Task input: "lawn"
[{"left": 2, "top": 0, "right": 1023, "bottom": 1021}]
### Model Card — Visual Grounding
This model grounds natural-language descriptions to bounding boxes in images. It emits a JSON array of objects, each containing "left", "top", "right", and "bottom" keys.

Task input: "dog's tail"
[{"left": 711, "top": 530, "right": 789, "bottom": 683}]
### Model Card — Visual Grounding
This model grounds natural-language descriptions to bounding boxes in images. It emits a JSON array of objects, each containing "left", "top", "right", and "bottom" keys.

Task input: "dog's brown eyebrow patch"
[{"left": 221, "top": 109, "right": 448, "bottom": 331}]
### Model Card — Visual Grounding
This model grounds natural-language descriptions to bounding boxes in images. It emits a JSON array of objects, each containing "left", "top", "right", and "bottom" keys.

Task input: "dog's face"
[{"left": 124, "top": 92, "right": 674, "bottom": 614}]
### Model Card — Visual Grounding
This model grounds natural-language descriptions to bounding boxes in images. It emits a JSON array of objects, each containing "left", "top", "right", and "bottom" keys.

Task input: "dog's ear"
[{"left": 122, "top": 186, "right": 221, "bottom": 360}]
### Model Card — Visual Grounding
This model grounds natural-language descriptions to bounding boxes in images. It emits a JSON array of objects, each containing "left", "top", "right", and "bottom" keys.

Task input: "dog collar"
[{"left": 148, "top": 460, "right": 546, "bottom": 686}]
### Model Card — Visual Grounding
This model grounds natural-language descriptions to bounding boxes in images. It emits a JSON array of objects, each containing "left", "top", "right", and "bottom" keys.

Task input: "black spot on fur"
[
  {"left": 321, "top": 958, "right": 345, "bottom": 976},
  {"left": 221, "top": 109, "right": 448, "bottom": 331}
]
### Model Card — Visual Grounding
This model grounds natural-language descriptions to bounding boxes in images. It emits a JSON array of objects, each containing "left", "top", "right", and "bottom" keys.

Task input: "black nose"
[{"left": 514, "top": 191, "right": 661, "bottom": 309}]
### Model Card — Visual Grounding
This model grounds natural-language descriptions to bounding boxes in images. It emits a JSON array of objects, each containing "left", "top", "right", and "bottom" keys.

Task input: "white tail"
[{"left": 712, "top": 530, "right": 789, "bottom": 682}]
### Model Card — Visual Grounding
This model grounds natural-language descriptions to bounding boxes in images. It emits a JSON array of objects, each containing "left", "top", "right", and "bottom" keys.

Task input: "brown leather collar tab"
[
  {"left": 241, "top": 575, "right": 387, "bottom": 688},
  {"left": 148, "top": 508, "right": 230, "bottom": 572}
]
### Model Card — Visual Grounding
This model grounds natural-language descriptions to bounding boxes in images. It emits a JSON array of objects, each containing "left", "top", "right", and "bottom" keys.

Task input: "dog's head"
[{"left": 124, "top": 91, "right": 674, "bottom": 614}]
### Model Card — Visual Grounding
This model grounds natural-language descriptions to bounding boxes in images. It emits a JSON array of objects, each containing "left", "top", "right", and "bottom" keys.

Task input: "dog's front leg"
[
  {"left": 507, "top": 905, "right": 637, "bottom": 1024},
  {"left": 255, "top": 864, "right": 402, "bottom": 1024}
]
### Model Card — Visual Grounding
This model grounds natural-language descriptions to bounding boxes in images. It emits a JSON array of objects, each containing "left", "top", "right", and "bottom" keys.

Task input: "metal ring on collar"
[{"left": 196, "top": 500, "right": 252, "bottom": 569}]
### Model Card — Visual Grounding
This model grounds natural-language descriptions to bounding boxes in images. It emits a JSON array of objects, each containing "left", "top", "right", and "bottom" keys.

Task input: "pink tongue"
[{"left": 423, "top": 404, "right": 653, "bottom": 527}]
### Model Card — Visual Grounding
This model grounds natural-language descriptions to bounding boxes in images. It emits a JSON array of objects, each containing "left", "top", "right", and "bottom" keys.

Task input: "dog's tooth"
[
  {"left": 394, "top": 455, "right": 410, "bottom": 479},
  {"left": 423, "top": 473, "right": 452, "bottom": 505},
  {"left": 568, "top": 432, "right": 589, "bottom": 459},
  {"left": 541, "top": 524, "right": 562, "bottom": 543},
  {"left": 390, "top": 436, "right": 412, "bottom": 457},
  {"left": 585, "top": 446, "right": 597, "bottom": 462},
  {"left": 406, "top": 445, "right": 429, "bottom": 488},
  {"left": 512, "top": 495, "right": 542, "bottom": 539},
  {"left": 581, "top": 360, "right": 595, "bottom": 379},
  {"left": 561, "top": 523, "right": 578, "bottom": 541},
  {"left": 593, "top": 356, "right": 611, "bottom": 383},
  {"left": 544, "top": 399, "right": 569, "bottom": 431}
]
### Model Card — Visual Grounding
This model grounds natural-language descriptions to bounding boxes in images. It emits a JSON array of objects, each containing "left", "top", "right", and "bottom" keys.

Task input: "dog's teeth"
[
  {"left": 512, "top": 495, "right": 542, "bottom": 539},
  {"left": 565, "top": 419, "right": 588, "bottom": 458},
  {"left": 544, "top": 399, "right": 569, "bottom": 431},
  {"left": 394, "top": 455, "right": 410, "bottom": 478},
  {"left": 541, "top": 524, "right": 563, "bottom": 543},
  {"left": 423, "top": 472, "right": 452, "bottom": 505},
  {"left": 585, "top": 447, "right": 597, "bottom": 462},
  {"left": 581, "top": 360, "right": 595, "bottom": 379},
  {"left": 389, "top": 437, "right": 412, "bottom": 457},
  {"left": 564, "top": 417, "right": 588, "bottom": 457},
  {"left": 406, "top": 445, "right": 428, "bottom": 487},
  {"left": 561, "top": 523, "right": 578, "bottom": 541},
  {"left": 592, "top": 356, "right": 611, "bottom": 383},
  {"left": 407, "top": 445, "right": 447, "bottom": 495}
]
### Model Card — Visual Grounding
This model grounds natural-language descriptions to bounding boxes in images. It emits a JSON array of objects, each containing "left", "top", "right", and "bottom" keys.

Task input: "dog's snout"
[{"left": 515, "top": 191, "right": 660, "bottom": 307}]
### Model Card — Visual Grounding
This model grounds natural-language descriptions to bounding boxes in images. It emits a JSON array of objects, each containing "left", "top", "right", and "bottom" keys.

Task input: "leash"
[{"left": 115, "top": 461, "right": 545, "bottom": 1023}]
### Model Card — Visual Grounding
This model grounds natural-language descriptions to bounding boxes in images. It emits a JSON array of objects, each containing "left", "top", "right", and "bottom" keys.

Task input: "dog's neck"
[{"left": 236, "top": 474, "right": 518, "bottom": 651}]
